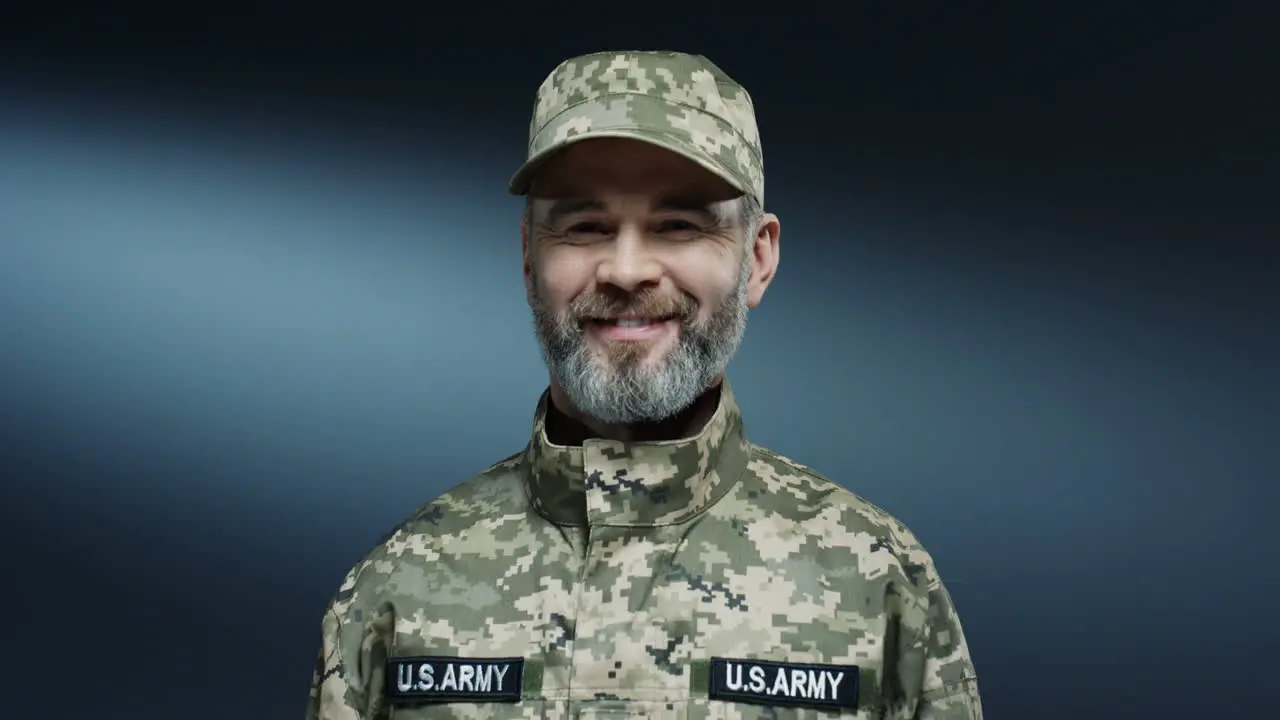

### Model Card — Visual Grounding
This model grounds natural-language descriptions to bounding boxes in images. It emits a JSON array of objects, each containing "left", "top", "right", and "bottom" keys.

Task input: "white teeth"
[{"left": 614, "top": 319, "right": 650, "bottom": 327}]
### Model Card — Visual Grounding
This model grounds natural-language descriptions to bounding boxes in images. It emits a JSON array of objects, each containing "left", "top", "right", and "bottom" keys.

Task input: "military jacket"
[{"left": 307, "top": 384, "right": 983, "bottom": 719}]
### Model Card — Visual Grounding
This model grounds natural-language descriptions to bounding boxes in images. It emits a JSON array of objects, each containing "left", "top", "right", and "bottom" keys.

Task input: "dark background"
[{"left": 2, "top": 3, "right": 1276, "bottom": 718}]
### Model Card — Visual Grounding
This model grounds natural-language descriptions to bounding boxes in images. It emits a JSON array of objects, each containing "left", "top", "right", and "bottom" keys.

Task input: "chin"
[{"left": 599, "top": 343, "right": 674, "bottom": 371}]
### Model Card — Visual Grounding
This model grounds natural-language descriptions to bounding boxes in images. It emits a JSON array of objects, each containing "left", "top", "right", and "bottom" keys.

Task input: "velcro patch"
[
  {"left": 385, "top": 656, "right": 524, "bottom": 703},
  {"left": 708, "top": 657, "right": 860, "bottom": 710}
]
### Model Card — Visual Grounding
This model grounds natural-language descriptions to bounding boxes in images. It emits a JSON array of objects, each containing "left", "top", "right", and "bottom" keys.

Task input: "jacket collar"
[{"left": 524, "top": 381, "right": 750, "bottom": 527}]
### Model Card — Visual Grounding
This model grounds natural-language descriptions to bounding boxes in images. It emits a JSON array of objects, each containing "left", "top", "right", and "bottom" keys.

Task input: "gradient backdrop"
[{"left": 2, "top": 5, "right": 1276, "bottom": 719}]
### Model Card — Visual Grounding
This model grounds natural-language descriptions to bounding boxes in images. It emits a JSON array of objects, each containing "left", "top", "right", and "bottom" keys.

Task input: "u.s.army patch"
[
  {"left": 385, "top": 656, "right": 524, "bottom": 703},
  {"left": 708, "top": 657, "right": 860, "bottom": 710}
]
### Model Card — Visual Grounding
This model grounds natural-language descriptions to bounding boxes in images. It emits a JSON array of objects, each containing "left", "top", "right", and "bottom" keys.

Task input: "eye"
[
  {"left": 565, "top": 221, "right": 611, "bottom": 236},
  {"left": 656, "top": 219, "right": 700, "bottom": 233}
]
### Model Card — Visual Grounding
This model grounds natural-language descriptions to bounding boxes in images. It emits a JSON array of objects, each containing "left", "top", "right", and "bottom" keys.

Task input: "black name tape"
[
  {"left": 709, "top": 657, "right": 860, "bottom": 710},
  {"left": 385, "top": 656, "right": 524, "bottom": 703}
]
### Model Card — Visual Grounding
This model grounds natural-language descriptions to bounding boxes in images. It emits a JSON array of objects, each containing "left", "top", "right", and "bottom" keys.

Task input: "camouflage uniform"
[{"left": 307, "top": 52, "right": 982, "bottom": 719}]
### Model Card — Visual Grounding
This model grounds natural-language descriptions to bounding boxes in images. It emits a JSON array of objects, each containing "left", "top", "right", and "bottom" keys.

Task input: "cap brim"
[{"left": 507, "top": 126, "right": 751, "bottom": 200}]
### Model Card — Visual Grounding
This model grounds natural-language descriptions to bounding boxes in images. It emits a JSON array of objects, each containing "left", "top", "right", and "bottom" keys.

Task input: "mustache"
[{"left": 568, "top": 290, "right": 698, "bottom": 322}]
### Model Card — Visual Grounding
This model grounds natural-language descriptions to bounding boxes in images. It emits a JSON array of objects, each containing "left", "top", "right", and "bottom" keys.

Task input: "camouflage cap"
[{"left": 508, "top": 50, "right": 765, "bottom": 205}]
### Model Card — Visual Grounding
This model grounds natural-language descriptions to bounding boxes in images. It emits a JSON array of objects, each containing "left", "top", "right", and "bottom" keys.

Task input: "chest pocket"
[
  {"left": 566, "top": 700, "right": 869, "bottom": 719},
  {"left": 388, "top": 702, "right": 872, "bottom": 719},
  {"left": 707, "top": 707, "right": 868, "bottom": 720},
  {"left": 384, "top": 697, "right": 548, "bottom": 719}
]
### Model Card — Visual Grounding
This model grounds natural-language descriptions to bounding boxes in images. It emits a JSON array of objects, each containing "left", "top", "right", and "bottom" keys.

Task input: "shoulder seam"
[
  {"left": 366, "top": 447, "right": 527, "bottom": 552},
  {"left": 749, "top": 444, "right": 827, "bottom": 483},
  {"left": 481, "top": 448, "right": 526, "bottom": 475},
  {"left": 748, "top": 444, "right": 915, "bottom": 537}
]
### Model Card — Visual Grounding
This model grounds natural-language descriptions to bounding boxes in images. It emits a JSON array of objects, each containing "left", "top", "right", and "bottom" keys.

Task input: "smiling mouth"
[
  {"left": 583, "top": 314, "right": 681, "bottom": 343},
  {"left": 589, "top": 315, "right": 678, "bottom": 327}
]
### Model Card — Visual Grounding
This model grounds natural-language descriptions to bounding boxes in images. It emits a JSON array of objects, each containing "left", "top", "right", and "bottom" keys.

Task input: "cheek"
[
  {"left": 533, "top": 249, "right": 593, "bottom": 310},
  {"left": 671, "top": 252, "right": 741, "bottom": 317}
]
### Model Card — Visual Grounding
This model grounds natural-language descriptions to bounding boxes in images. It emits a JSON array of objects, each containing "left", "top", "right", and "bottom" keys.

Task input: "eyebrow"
[
  {"left": 541, "top": 194, "right": 725, "bottom": 226},
  {"left": 543, "top": 198, "right": 607, "bottom": 226},
  {"left": 653, "top": 196, "right": 722, "bottom": 224}
]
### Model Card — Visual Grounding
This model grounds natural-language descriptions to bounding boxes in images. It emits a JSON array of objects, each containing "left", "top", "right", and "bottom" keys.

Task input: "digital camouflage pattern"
[
  {"left": 306, "top": 383, "right": 983, "bottom": 718},
  {"left": 507, "top": 50, "right": 766, "bottom": 205}
]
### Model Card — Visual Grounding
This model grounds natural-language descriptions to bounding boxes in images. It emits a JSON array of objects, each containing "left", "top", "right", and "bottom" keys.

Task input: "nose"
[{"left": 596, "top": 226, "right": 662, "bottom": 293}]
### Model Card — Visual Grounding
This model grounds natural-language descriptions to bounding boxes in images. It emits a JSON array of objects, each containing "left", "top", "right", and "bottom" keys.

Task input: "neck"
[{"left": 546, "top": 379, "right": 724, "bottom": 445}]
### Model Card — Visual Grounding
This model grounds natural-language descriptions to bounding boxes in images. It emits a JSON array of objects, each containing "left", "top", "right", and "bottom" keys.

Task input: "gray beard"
[{"left": 530, "top": 253, "right": 751, "bottom": 425}]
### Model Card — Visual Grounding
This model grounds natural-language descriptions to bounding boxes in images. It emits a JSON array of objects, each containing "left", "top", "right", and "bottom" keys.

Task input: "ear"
[{"left": 746, "top": 212, "right": 781, "bottom": 308}]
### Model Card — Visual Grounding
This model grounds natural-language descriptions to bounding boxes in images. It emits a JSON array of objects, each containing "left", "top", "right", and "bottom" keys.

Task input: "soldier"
[{"left": 306, "top": 50, "right": 983, "bottom": 719}]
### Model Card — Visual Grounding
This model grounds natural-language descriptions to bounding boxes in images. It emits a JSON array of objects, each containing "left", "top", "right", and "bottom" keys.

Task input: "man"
[{"left": 307, "top": 50, "right": 983, "bottom": 719}]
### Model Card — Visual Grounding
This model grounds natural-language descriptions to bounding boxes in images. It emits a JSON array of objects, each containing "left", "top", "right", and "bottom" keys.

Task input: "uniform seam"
[
  {"left": 749, "top": 445, "right": 824, "bottom": 483},
  {"left": 373, "top": 453, "right": 528, "bottom": 539},
  {"left": 323, "top": 604, "right": 363, "bottom": 704},
  {"left": 920, "top": 675, "right": 980, "bottom": 701},
  {"left": 483, "top": 448, "right": 527, "bottom": 475},
  {"left": 751, "top": 445, "right": 906, "bottom": 525},
  {"left": 534, "top": 689, "right": 697, "bottom": 698}
]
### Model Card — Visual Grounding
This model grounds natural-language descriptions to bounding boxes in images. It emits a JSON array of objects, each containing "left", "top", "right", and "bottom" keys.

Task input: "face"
[{"left": 522, "top": 138, "right": 780, "bottom": 425}]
